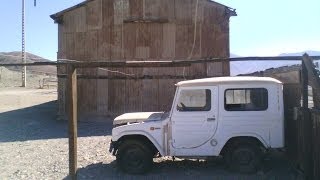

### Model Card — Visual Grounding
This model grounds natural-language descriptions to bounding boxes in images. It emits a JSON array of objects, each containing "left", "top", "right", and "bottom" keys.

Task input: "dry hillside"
[
  {"left": 0, "top": 52, "right": 57, "bottom": 88},
  {"left": 0, "top": 51, "right": 57, "bottom": 75}
]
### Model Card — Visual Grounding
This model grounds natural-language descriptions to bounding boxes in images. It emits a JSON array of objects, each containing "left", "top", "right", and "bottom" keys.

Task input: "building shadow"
[
  {"left": 0, "top": 100, "right": 112, "bottom": 143},
  {"left": 65, "top": 152, "right": 303, "bottom": 180}
]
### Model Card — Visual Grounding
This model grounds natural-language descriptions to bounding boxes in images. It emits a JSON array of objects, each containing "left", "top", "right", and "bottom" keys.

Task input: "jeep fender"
[
  {"left": 113, "top": 130, "right": 165, "bottom": 156},
  {"left": 218, "top": 133, "right": 269, "bottom": 155}
]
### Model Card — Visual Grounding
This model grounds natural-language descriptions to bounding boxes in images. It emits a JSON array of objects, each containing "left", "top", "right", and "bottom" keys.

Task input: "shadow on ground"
[
  {"left": 0, "top": 101, "right": 112, "bottom": 143},
  {"left": 67, "top": 152, "right": 303, "bottom": 180}
]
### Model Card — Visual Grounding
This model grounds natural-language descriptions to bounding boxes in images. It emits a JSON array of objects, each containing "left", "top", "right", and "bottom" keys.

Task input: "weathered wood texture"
[
  {"left": 311, "top": 110, "right": 320, "bottom": 180},
  {"left": 283, "top": 84, "right": 300, "bottom": 159},
  {"left": 67, "top": 65, "right": 78, "bottom": 180},
  {"left": 56, "top": 0, "right": 232, "bottom": 118},
  {"left": 285, "top": 56, "right": 320, "bottom": 180},
  {"left": 293, "top": 108, "right": 320, "bottom": 180}
]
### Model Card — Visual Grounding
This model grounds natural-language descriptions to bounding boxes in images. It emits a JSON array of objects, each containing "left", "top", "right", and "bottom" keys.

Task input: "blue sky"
[{"left": 0, "top": 0, "right": 319, "bottom": 60}]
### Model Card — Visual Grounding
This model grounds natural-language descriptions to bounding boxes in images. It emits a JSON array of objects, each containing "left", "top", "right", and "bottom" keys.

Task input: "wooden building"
[{"left": 51, "top": 0, "right": 236, "bottom": 119}]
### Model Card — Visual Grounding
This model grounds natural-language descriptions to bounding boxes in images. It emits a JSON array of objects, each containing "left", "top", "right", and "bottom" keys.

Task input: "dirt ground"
[
  {"left": 0, "top": 67, "right": 57, "bottom": 89},
  {"left": 0, "top": 87, "right": 303, "bottom": 180}
]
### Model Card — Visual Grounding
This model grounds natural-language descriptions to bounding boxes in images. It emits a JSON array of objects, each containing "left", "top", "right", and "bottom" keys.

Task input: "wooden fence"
[
  {"left": 294, "top": 108, "right": 320, "bottom": 180},
  {"left": 284, "top": 54, "right": 320, "bottom": 180},
  {"left": 311, "top": 109, "right": 320, "bottom": 179},
  {"left": 2, "top": 54, "right": 320, "bottom": 180}
]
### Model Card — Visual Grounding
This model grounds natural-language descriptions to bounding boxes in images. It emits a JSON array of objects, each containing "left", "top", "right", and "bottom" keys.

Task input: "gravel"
[{"left": 0, "top": 88, "right": 303, "bottom": 180}]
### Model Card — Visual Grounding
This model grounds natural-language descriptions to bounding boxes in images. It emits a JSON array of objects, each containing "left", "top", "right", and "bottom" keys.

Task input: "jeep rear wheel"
[
  {"left": 116, "top": 140, "right": 153, "bottom": 174},
  {"left": 225, "top": 143, "right": 261, "bottom": 173}
]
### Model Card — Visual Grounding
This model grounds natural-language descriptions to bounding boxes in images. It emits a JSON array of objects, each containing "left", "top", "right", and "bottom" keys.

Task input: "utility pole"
[{"left": 22, "top": 0, "right": 27, "bottom": 87}]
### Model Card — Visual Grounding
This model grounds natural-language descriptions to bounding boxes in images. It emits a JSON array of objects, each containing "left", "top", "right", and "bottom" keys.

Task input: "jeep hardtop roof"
[{"left": 176, "top": 76, "right": 282, "bottom": 87}]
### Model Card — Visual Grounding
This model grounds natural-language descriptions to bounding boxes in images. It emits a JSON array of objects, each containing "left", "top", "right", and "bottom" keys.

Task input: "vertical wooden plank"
[
  {"left": 129, "top": 0, "right": 143, "bottom": 17},
  {"left": 65, "top": 33, "right": 75, "bottom": 59},
  {"left": 85, "top": 31, "right": 98, "bottom": 60},
  {"left": 283, "top": 84, "right": 301, "bottom": 159},
  {"left": 207, "top": 62, "right": 223, "bottom": 77},
  {"left": 82, "top": 31, "right": 98, "bottom": 116},
  {"left": 97, "top": 24, "right": 111, "bottom": 116},
  {"left": 67, "top": 65, "right": 77, "bottom": 180},
  {"left": 57, "top": 24, "right": 67, "bottom": 120},
  {"left": 123, "top": 21, "right": 140, "bottom": 112},
  {"left": 111, "top": 0, "right": 129, "bottom": 60},
  {"left": 58, "top": 24, "right": 64, "bottom": 56},
  {"left": 159, "top": 79, "right": 176, "bottom": 111},
  {"left": 74, "top": 32, "right": 86, "bottom": 59},
  {"left": 313, "top": 87, "right": 320, "bottom": 109},
  {"left": 302, "top": 61, "right": 309, "bottom": 109},
  {"left": 188, "top": 14, "right": 204, "bottom": 77},
  {"left": 125, "top": 80, "right": 142, "bottom": 112},
  {"left": 222, "top": 61, "right": 230, "bottom": 76},
  {"left": 74, "top": 7, "right": 87, "bottom": 32},
  {"left": 108, "top": 79, "right": 126, "bottom": 116},
  {"left": 97, "top": 28, "right": 111, "bottom": 60},
  {"left": 317, "top": 114, "right": 319, "bottom": 180},
  {"left": 175, "top": 24, "right": 189, "bottom": 59},
  {"left": 159, "top": 0, "right": 175, "bottom": 21},
  {"left": 149, "top": 23, "right": 163, "bottom": 59},
  {"left": 111, "top": 25, "right": 124, "bottom": 60},
  {"left": 142, "top": 79, "right": 159, "bottom": 111},
  {"left": 97, "top": 68, "right": 109, "bottom": 115},
  {"left": 86, "top": 0, "right": 102, "bottom": 30},
  {"left": 162, "top": 23, "right": 176, "bottom": 59},
  {"left": 102, "top": 0, "right": 114, "bottom": 28},
  {"left": 175, "top": 0, "right": 193, "bottom": 24},
  {"left": 144, "top": 0, "right": 161, "bottom": 17},
  {"left": 303, "top": 54, "right": 320, "bottom": 108},
  {"left": 63, "top": 11, "right": 75, "bottom": 33},
  {"left": 123, "top": 23, "right": 137, "bottom": 59},
  {"left": 301, "top": 60, "right": 313, "bottom": 179}
]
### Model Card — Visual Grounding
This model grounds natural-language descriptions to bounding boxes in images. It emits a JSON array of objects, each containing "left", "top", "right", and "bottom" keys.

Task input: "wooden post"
[
  {"left": 67, "top": 64, "right": 78, "bottom": 180},
  {"left": 301, "top": 60, "right": 308, "bottom": 109},
  {"left": 301, "top": 55, "right": 314, "bottom": 180},
  {"left": 302, "top": 54, "right": 320, "bottom": 109}
]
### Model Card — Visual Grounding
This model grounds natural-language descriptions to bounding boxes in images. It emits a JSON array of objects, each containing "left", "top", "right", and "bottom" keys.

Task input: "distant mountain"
[
  {"left": 230, "top": 51, "right": 320, "bottom": 75},
  {"left": 0, "top": 52, "right": 56, "bottom": 75}
]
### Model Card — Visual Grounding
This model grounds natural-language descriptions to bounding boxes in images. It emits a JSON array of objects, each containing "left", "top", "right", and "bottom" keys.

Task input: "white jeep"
[{"left": 109, "top": 76, "right": 284, "bottom": 174}]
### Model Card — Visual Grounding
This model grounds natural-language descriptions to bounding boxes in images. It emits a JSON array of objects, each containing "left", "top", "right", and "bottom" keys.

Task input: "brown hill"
[{"left": 0, "top": 52, "right": 57, "bottom": 75}]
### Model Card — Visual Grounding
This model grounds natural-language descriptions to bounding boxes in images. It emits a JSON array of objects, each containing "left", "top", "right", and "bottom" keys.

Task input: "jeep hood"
[{"left": 113, "top": 112, "right": 167, "bottom": 125}]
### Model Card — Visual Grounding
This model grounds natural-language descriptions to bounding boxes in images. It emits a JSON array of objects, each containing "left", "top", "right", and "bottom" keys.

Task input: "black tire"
[
  {"left": 224, "top": 143, "right": 262, "bottom": 173},
  {"left": 116, "top": 140, "right": 153, "bottom": 174}
]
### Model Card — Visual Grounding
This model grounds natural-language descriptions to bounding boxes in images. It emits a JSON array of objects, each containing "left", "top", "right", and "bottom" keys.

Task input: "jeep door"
[{"left": 171, "top": 86, "right": 218, "bottom": 150}]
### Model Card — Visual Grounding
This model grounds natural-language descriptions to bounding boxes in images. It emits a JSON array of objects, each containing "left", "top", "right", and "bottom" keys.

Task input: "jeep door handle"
[{"left": 207, "top": 118, "right": 216, "bottom": 121}]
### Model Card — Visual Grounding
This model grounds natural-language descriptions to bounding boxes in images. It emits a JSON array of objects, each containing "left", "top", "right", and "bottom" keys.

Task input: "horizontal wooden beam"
[
  {"left": 1, "top": 55, "right": 320, "bottom": 68},
  {"left": 58, "top": 74, "right": 208, "bottom": 80},
  {"left": 123, "top": 17, "right": 169, "bottom": 23}
]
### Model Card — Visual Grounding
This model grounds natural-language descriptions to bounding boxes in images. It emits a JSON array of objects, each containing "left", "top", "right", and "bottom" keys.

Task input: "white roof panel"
[{"left": 176, "top": 76, "right": 282, "bottom": 87}]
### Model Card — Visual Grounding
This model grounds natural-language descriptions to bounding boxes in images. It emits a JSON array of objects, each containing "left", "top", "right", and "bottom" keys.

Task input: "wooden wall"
[{"left": 56, "top": 0, "right": 232, "bottom": 119}]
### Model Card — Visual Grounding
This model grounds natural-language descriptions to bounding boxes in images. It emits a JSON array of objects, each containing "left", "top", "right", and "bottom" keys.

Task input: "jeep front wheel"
[
  {"left": 225, "top": 143, "right": 261, "bottom": 173},
  {"left": 116, "top": 140, "right": 153, "bottom": 174}
]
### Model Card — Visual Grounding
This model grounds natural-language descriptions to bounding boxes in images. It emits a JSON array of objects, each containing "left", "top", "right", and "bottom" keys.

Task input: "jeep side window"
[
  {"left": 224, "top": 88, "right": 268, "bottom": 111},
  {"left": 177, "top": 89, "right": 211, "bottom": 111}
]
